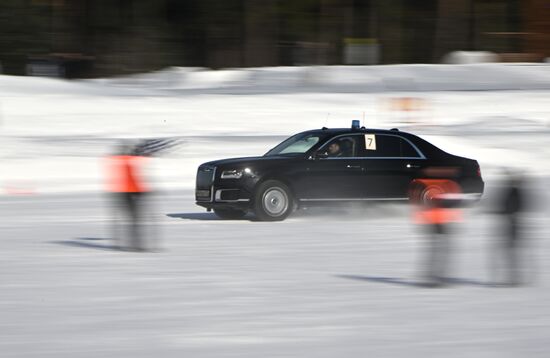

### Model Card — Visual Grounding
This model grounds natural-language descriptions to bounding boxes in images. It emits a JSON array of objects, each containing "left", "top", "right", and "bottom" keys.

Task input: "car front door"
[{"left": 294, "top": 134, "right": 368, "bottom": 201}]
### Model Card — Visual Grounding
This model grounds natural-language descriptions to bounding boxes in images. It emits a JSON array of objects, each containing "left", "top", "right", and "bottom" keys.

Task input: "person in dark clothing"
[{"left": 492, "top": 172, "right": 529, "bottom": 286}]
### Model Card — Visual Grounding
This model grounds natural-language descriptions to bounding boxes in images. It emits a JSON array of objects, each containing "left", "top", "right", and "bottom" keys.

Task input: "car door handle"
[
  {"left": 346, "top": 165, "right": 362, "bottom": 169},
  {"left": 406, "top": 164, "right": 420, "bottom": 169}
]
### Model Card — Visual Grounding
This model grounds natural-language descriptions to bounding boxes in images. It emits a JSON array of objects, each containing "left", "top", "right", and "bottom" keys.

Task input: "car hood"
[{"left": 202, "top": 155, "right": 299, "bottom": 168}]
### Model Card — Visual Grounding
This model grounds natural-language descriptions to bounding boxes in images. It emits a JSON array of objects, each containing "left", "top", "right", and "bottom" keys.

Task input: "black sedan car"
[{"left": 196, "top": 124, "right": 484, "bottom": 221}]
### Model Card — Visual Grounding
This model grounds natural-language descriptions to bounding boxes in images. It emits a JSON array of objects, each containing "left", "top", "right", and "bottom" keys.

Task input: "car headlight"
[
  {"left": 221, "top": 169, "right": 244, "bottom": 179},
  {"left": 221, "top": 168, "right": 254, "bottom": 179}
]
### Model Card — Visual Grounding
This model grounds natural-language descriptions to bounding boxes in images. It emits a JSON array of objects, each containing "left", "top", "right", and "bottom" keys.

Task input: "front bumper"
[{"left": 196, "top": 187, "right": 253, "bottom": 211}]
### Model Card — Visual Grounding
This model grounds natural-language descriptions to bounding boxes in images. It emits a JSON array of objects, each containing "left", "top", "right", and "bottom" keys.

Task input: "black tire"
[
  {"left": 408, "top": 181, "right": 425, "bottom": 205},
  {"left": 213, "top": 208, "right": 247, "bottom": 220},
  {"left": 420, "top": 185, "right": 445, "bottom": 206},
  {"left": 408, "top": 181, "right": 444, "bottom": 206},
  {"left": 253, "top": 180, "right": 293, "bottom": 221}
]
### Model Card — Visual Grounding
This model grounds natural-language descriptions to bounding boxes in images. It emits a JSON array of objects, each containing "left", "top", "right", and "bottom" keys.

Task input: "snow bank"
[
  {"left": 0, "top": 65, "right": 549, "bottom": 194},
  {"left": 2, "top": 63, "right": 550, "bottom": 95},
  {"left": 442, "top": 51, "right": 500, "bottom": 64},
  {"left": 111, "top": 63, "right": 550, "bottom": 92}
]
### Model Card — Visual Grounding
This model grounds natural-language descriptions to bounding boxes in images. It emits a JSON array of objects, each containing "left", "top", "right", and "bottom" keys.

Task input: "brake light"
[{"left": 476, "top": 165, "right": 481, "bottom": 177}]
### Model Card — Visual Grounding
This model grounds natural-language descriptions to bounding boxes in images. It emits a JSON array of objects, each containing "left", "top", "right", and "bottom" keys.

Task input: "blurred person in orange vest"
[
  {"left": 410, "top": 179, "right": 463, "bottom": 287},
  {"left": 106, "top": 141, "right": 150, "bottom": 251}
]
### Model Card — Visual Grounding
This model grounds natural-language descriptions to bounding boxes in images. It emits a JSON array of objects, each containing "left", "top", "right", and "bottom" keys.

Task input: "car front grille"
[{"left": 196, "top": 165, "right": 216, "bottom": 201}]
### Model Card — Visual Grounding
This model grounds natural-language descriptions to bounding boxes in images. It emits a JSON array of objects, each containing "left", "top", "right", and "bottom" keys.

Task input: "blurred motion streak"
[{"left": 410, "top": 178, "right": 463, "bottom": 287}]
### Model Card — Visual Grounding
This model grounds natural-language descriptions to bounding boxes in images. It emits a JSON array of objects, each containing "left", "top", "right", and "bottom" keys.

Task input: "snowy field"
[
  {"left": 1, "top": 190, "right": 549, "bottom": 358},
  {"left": 0, "top": 64, "right": 550, "bottom": 193},
  {"left": 0, "top": 64, "right": 549, "bottom": 357}
]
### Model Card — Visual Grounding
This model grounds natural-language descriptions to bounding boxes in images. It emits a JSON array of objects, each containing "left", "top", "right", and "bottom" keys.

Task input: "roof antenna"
[{"left": 323, "top": 112, "right": 330, "bottom": 129}]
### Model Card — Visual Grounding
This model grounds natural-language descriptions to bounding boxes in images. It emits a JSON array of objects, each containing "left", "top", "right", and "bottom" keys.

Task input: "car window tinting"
[
  {"left": 400, "top": 138, "right": 419, "bottom": 157},
  {"left": 322, "top": 135, "right": 363, "bottom": 157},
  {"left": 363, "top": 134, "right": 420, "bottom": 158},
  {"left": 265, "top": 133, "right": 321, "bottom": 156}
]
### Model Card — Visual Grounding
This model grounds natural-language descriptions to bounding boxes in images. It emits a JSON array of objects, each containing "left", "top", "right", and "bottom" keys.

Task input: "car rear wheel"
[
  {"left": 254, "top": 180, "right": 293, "bottom": 221},
  {"left": 213, "top": 208, "right": 247, "bottom": 220},
  {"left": 409, "top": 179, "right": 454, "bottom": 206},
  {"left": 420, "top": 185, "right": 445, "bottom": 206}
]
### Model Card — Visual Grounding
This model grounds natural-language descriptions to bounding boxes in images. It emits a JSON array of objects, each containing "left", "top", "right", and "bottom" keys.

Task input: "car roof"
[
  {"left": 299, "top": 127, "right": 447, "bottom": 158},
  {"left": 301, "top": 127, "right": 412, "bottom": 137}
]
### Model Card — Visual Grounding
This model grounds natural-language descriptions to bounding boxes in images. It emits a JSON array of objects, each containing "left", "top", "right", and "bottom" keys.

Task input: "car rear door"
[{"left": 361, "top": 133, "right": 426, "bottom": 199}]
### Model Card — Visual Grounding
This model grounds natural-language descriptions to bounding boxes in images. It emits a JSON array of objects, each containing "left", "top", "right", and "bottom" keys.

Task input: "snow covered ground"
[
  {"left": 0, "top": 64, "right": 549, "bottom": 194},
  {"left": 0, "top": 65, "right": 549, "bottom": 357},
  {"left": 1, "top": 189, "right": 548, "bottom": 358}
]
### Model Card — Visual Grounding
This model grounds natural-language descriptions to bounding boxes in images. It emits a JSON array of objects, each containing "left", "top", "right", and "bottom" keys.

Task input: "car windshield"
[{"left": 265, "top": 133, "right": 322, "bottom": 156}]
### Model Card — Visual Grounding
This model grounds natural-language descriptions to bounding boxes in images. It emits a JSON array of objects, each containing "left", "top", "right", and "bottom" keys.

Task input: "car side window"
[
  {"left": 362, "top": 134, "right": 421, "bottom": 158},
  {"left": 400, "top": 138, "right": 420, "bottom": 157},
  {"left": 322, "top": 135, "right": 364, "bottom": 158}
]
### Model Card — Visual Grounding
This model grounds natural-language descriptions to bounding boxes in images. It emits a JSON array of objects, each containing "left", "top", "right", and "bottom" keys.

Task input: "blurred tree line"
[{"left": 0, "top": 0, "right": 546, "bottom": 77}]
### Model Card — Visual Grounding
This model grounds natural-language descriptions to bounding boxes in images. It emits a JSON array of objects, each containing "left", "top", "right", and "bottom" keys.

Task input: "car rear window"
[{"left": 363, "top": 134, "right": 421, "bottom": 158}]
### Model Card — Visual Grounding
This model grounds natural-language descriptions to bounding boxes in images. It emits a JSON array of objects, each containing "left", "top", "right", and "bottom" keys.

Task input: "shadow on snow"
[{"left": 336, "top": 274, "right": 490, "bottom": 288}]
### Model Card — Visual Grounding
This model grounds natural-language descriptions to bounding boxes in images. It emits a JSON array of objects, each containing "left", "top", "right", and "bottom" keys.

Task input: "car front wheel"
[{"left": 254, "top": 180, "right": 293, "bottom": 221}]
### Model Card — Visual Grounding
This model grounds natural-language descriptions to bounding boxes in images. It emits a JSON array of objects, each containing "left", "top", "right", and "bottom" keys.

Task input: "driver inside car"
[{"left": 327, "top": 142, "right": 343, "bottom": 157}]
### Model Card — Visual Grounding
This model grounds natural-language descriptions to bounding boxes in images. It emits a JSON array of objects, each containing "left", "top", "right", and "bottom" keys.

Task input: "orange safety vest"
[
  {"left": 414, "top": 207, "right": 462, "bottom": 224},
  {"left": 105, "top": 155, "right": 149, "bottom": 193},
  {"left": 412, "top": 179, "right": 462, "bottom": 224}
]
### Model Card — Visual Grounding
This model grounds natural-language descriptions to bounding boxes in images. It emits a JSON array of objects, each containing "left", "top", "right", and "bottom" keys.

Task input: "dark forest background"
[{"left": 0, "top": 0, "right": 547, "bottom": 77}]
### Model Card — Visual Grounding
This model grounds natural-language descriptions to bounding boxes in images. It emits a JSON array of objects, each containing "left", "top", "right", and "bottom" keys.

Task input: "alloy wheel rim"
[
  {"left": 422, "top": 186, "right": 443, "bottom": 204},
  {"left": 262, "top": 187, "right": 288, "bottom": 217}
]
